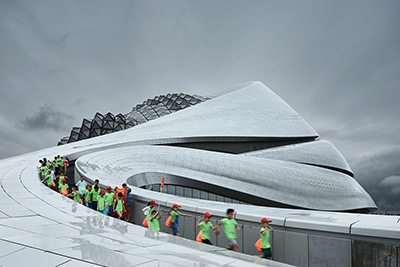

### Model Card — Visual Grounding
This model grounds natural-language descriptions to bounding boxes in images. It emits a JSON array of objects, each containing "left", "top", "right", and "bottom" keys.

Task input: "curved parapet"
[
  {"left": 75, "top": 145, "right": 376, "bottom": 211},
  {"left": 0, "top": 152, "right": 278, "bottom": 266}
]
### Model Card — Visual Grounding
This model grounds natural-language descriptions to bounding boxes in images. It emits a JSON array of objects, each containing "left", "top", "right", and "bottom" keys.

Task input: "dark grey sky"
[{"left": 1, "top": 0, "right": 399, "bottom": 211}]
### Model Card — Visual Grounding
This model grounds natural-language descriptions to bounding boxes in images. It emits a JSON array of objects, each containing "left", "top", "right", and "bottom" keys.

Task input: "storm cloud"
[
  {"left": 353, "top": 149, "right": 400, "bottom": 212},
  {"left": 0, "top": 0, "right": 399, "bottom": 211},
  {"left": 17, "top": 105, "right": 74, "bottom": 131}
]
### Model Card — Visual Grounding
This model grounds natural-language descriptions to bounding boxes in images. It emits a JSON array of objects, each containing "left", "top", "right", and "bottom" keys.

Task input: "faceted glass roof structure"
[{"left": 58, "top": 93, "right": 207, "bottom": 145}]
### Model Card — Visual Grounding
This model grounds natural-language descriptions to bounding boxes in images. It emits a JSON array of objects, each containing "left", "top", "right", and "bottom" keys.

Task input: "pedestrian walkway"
[{"left": 0, "top": 152, "right": 290, "bottom": 266}]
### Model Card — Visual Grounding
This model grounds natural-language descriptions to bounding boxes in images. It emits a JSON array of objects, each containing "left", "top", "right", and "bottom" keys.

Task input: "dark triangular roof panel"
[{"left": 57, "top": 92, "right": 207, "bottom": 145}]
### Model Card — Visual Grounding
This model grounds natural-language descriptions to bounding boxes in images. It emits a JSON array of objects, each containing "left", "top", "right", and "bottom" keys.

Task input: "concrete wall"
[{"left": 130, "top": 198, "right": 400, "bottom": 267}]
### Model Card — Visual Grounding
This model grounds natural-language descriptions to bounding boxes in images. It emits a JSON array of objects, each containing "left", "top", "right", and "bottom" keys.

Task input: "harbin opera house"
[
  {"left": 60, "top": 81, "right": 376, "bottom": 212},
  {"left": 3, "top": 81, "right": 398, "bottom": 267}
]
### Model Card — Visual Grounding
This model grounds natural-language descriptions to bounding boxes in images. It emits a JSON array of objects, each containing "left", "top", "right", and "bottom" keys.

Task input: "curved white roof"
[
  {"left": 66, "top": 81, "right": 373, "bottom": 211},
  {"left": 244, "top": 140, "right": 353, "bottom": 176}
]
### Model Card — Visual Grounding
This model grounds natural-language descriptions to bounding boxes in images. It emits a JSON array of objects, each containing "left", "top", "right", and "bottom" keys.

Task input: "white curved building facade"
[{"left": 73, "top": 81, "right": 376, "bottom": 212}]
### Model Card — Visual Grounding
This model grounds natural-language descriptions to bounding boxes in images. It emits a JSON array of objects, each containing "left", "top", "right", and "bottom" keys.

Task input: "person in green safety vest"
[{"left": 259, "top": 217, "right": 274, "bottom": 259}]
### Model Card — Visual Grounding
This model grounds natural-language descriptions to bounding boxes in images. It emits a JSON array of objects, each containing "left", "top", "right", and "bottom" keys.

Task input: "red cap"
[
  {"left": 204, "top": 212, "right": 212, "bottom": 218},
  {"left": 172, "top": 204, "right": 180, "bottom": 209},
  {"left": 61, "top": 179, "right": 66, "bottom": 183},
  {"left": 107, "top": 186, "right": 112, "bottom": 190},
  {"left": 149, "top": 200, "right": 156, "bottom": 207},
  {"left": 100, "top": 190, "right": 105, "bottom": 194},
  {"left": 261, "top": 218, "right": 272, "bottom": 223},
  {"left": 87, "top": 184, "right": 91, "bottom": 187}
]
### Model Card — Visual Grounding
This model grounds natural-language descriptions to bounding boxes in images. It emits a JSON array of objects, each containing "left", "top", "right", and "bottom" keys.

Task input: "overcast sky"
[{"left": 1, "top": 0, "right": 399, "bottom": 212}]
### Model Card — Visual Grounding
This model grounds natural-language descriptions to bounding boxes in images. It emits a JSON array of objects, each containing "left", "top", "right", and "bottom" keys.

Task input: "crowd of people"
[
  {"left": 38, "top": 157, "right": 132, "bottom": 221},
  {"left": 74, "top": 176, "right": 132, "bottom": 221},
  {"left": 38, "top": 156, "right": 273, "bottom": 259},
  {"left": 143, "top": 203, "right": 273, "bottom": 258}
]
